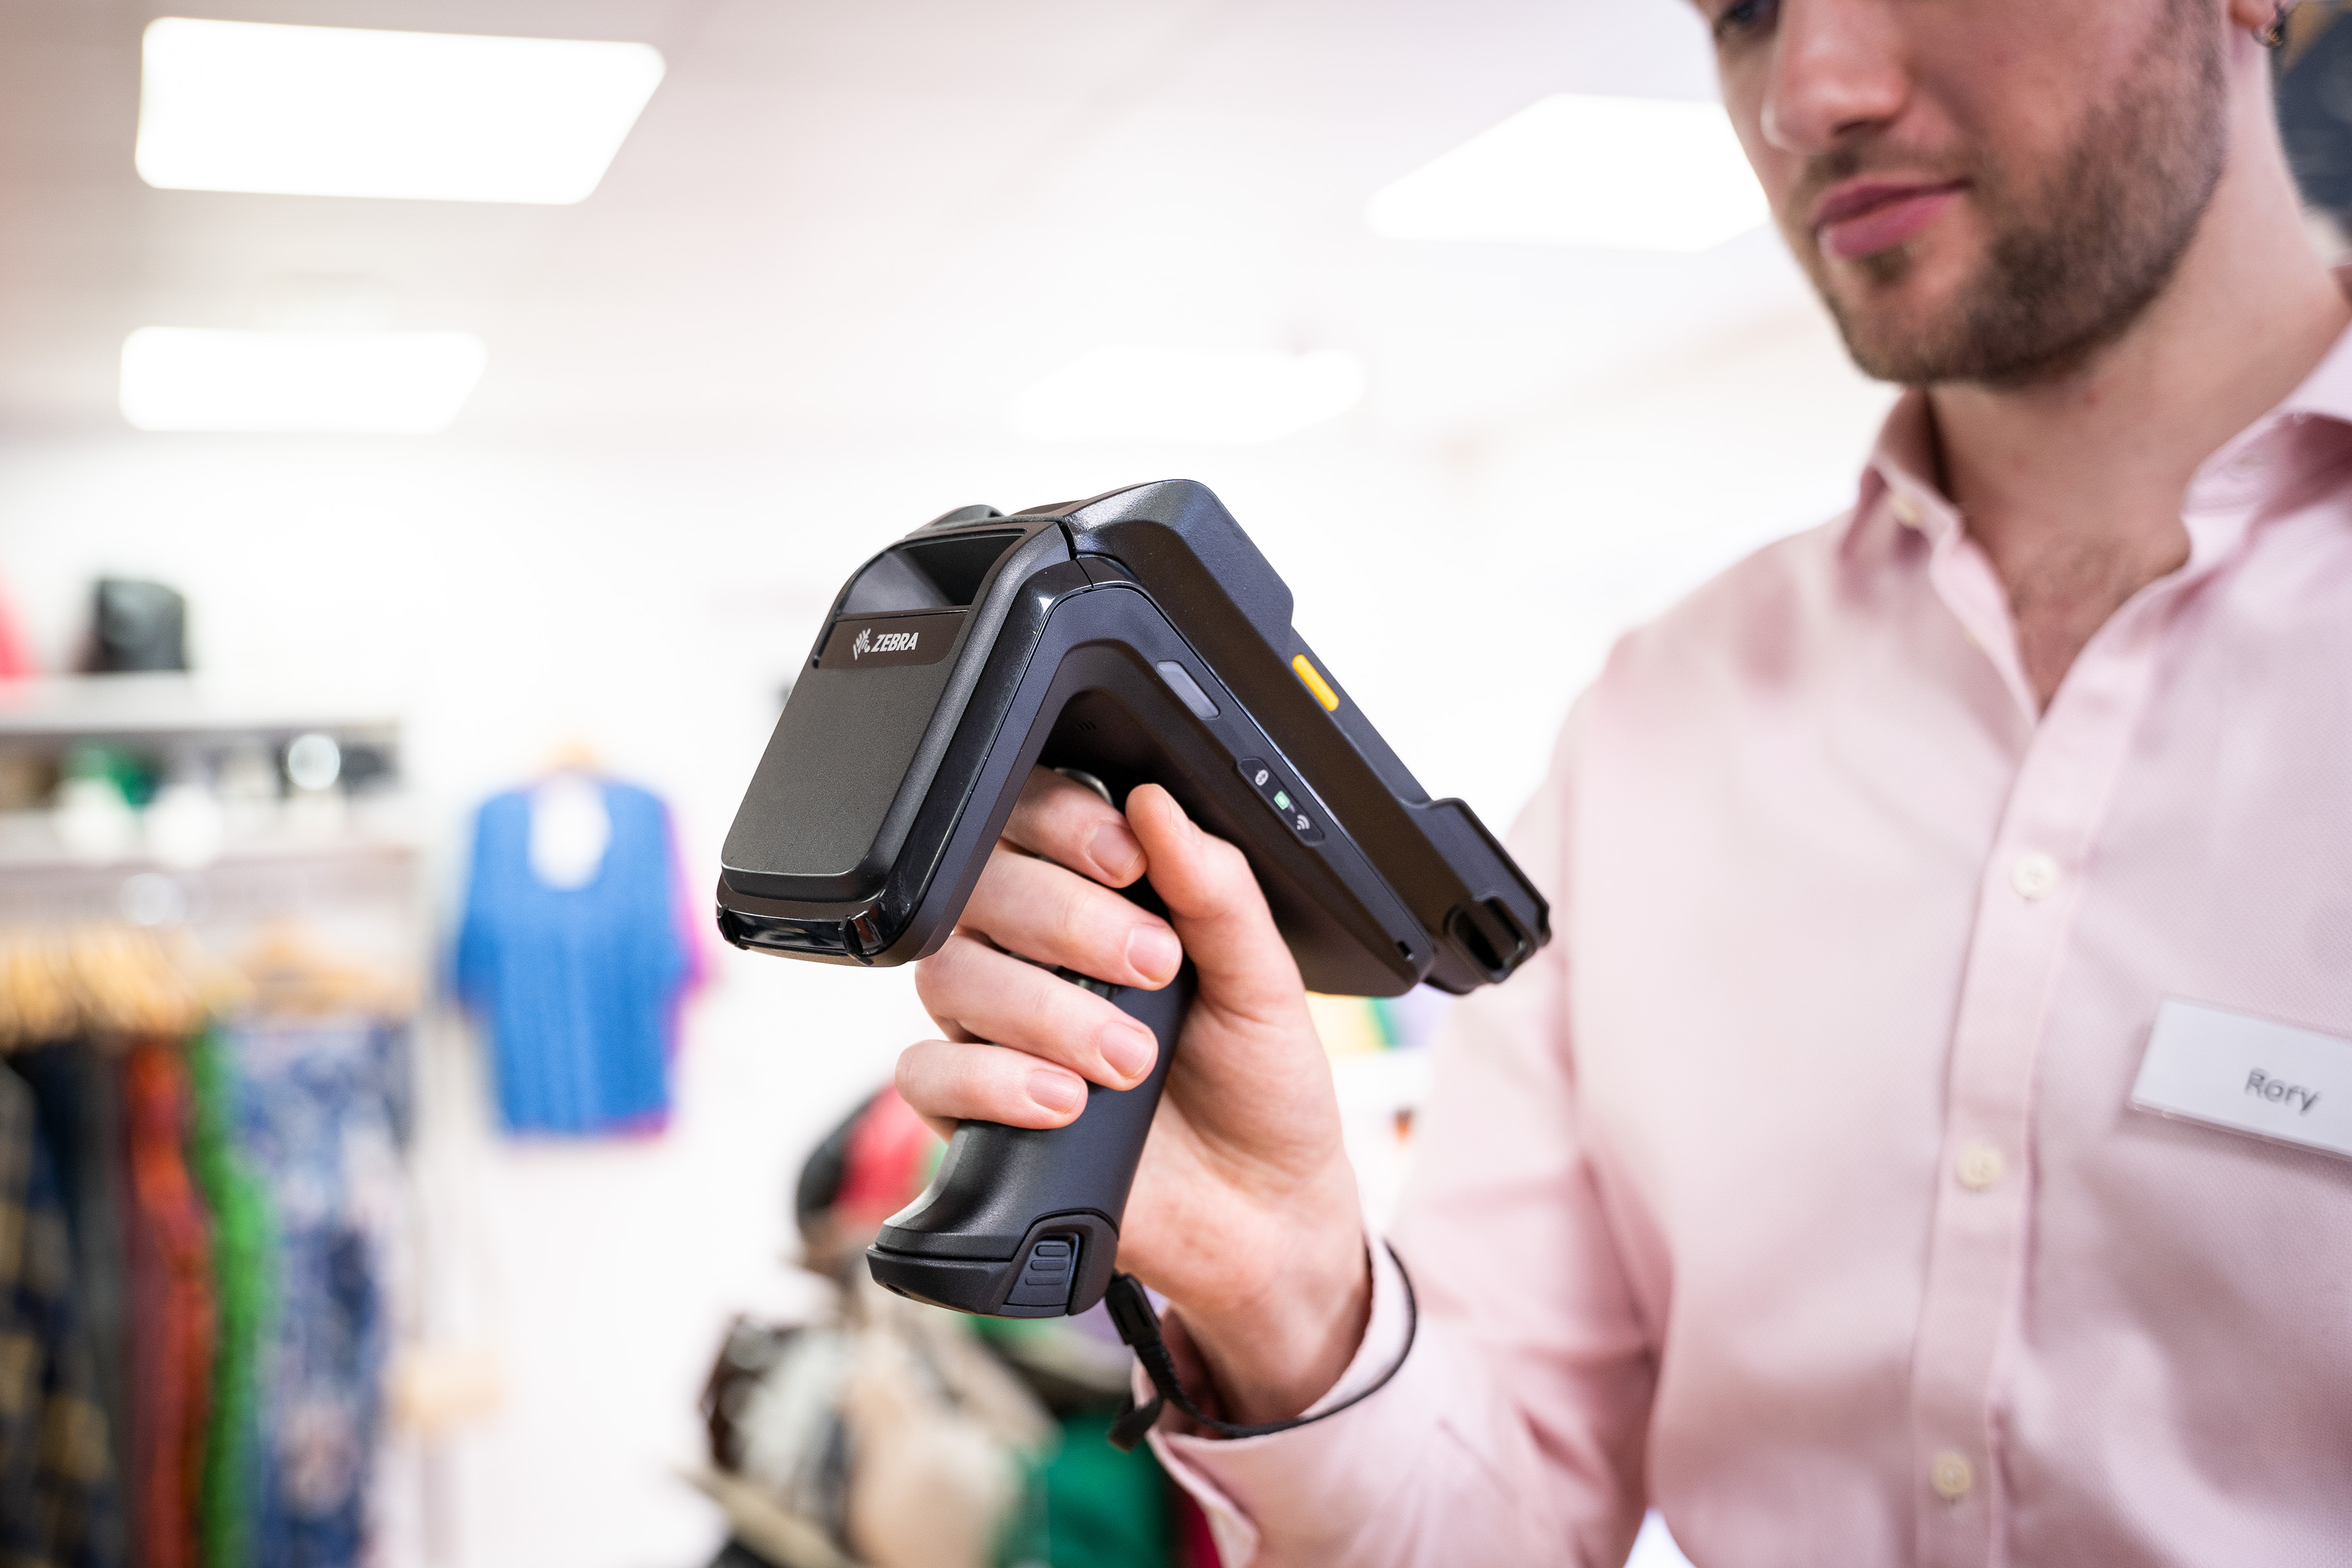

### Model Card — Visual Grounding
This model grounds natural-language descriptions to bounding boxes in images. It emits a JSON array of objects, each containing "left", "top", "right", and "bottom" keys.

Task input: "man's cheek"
[{"left": 1748, "top": 157, "right": 1808, "bottom": 240}]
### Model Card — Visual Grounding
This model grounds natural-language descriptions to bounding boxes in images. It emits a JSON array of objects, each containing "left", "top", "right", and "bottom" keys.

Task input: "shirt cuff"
[{"left": 1139, "top": 1234, "right": 1417, "bottom": 1567}]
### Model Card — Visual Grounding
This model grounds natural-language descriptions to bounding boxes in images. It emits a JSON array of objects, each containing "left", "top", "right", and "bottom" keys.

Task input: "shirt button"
[
  {"left": 1957, "top": 1144, "right": 2005, "bottom": 1191},
  {"left": 2010, "top": 851, "right": 2060, "bottom": 900},
  {"left": 1889, "top": 492, "right": 1925, "bottom": 529},
  {"left": 1930, "top": 1450, "right": 1974, "bottom": 1502}
]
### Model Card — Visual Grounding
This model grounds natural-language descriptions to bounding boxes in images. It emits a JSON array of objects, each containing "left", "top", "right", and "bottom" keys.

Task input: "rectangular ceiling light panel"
[
  {"left": 137, "top": 18, "right": 664, "bottom": 204},
  {"left": 120, "top": 329, "right": 489, "bottom": 433},
  {"left": 1367, "top": 95, "right": 1769, "bottom": 252},
  {"left": 1012, "top": 346, "right": 1367, "bottom": 445}
]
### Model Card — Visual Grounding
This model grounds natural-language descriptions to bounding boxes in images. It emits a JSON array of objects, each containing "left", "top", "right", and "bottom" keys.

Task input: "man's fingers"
[
  {"left": 915, "top": 933, "right": 1160, "bottom": 1089},
  {"left": 1126, "top": 784, "right": 1299, "bottom": 1015},
  {"left": 896, "top": 1037, "right": 1088, "bottom": 1139},
  {"left": 960, "top": 851, "right": 1181, "bottom": 990},
  {"left": 1003, "top": 767, "right": 1146, "bottom": 887}
]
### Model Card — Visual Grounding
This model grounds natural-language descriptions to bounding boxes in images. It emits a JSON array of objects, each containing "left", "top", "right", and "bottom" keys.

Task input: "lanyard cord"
[{"left": 1103, "top": 1240, "right": 1418, "bottom": 1451}]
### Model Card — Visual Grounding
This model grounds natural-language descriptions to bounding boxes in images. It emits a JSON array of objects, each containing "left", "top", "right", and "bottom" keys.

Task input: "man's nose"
[{"left": 1759, "top": 0, "right": 1908, "bottom": 156}]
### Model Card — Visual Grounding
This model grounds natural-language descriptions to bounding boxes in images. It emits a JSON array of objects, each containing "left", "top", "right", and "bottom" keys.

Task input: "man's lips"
[{"left": 1809, "top": 180, "right": 1967, "bottom": 262}]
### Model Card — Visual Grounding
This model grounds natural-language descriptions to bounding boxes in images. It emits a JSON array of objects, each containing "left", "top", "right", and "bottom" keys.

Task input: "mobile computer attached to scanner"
[{"left": 715, "top": 480, "right": 1547, "bottom": 1319}]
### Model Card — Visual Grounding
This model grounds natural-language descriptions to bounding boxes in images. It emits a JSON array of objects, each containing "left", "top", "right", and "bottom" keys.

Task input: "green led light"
[{"left": 1274, "top": 790, "right": 1291, "bottom": 809}]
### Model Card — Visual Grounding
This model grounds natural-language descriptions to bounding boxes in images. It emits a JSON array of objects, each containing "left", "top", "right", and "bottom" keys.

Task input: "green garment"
[
  {"left": 184, "top": 1028, "right": 274, "bottom": 1568},
  {"left": 998, "top": 1410, "right": 1170, "bottom": 1568}
]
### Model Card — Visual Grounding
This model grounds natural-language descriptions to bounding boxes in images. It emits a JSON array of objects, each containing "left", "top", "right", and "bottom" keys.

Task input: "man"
[{"left": 896, "top": 0, "right": 2352, "bottom": 1561}]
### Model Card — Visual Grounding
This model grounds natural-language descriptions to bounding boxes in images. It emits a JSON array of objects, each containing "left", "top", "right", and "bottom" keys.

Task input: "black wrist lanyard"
[{"left": 1104, "top": 1240, "right": 1418, "bottom": 1451}]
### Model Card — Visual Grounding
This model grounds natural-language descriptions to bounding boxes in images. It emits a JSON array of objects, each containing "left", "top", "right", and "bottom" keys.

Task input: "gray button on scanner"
[
  {"left": 1155, "top": 661, "right": 1220, "bottom": 721},
  {"left": 1005, "top": 1233, "right": 1081, "bottom": 1309}
]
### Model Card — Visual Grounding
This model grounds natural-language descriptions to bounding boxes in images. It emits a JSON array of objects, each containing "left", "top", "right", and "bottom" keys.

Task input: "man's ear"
[{"left": 2228, "top": 0, "right": 2282, "bottom": 43}]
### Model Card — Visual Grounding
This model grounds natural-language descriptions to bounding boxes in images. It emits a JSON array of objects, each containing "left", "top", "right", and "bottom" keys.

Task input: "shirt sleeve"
[{"left": 1147, "top": 697, "right": 1658, "bottom": 1567}]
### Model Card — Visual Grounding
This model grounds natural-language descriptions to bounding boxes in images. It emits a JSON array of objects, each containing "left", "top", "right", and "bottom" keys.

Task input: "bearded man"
[{"left": 894, "top": 1, "right": 2352, "bottom": 1561}]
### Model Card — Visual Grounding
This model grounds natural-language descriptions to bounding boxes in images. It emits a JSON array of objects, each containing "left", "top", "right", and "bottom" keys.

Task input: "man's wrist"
[{"left": 1169, "top": 1213, "right": 1374, "bottom": 1427}]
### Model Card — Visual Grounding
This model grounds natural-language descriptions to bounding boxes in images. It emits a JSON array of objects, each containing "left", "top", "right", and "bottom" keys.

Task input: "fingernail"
[
  {"left": 1100, "top": 1022, "right": 1154, "bottom": 1083},
  {"left": 1088, "top": 821, "right": 1144, "bottom": 878},
  {"left": 1127, "top": 924, "right": 1181, "bottom": 983},
  {"left": 1030, "top": 1070, "right": 1085, "bottom": 1115}
]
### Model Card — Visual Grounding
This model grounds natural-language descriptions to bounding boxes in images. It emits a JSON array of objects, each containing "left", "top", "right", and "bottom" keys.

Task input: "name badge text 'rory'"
[{"left": 2131, "top": 998, "right": 2352, "bottom": 1162}]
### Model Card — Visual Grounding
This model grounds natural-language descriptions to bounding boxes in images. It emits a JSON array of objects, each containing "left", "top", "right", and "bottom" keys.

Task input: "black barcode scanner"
[{"left": 716, "top": 480, "right": 1546, "bottom": 1318}]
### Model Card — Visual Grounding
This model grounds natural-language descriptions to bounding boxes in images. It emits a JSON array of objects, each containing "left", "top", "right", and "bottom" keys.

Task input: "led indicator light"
[
  {"left": 1235, "top": 757, "right": 1325, "bottom": 844},
  {"left": 1292, "top": 654, "right": 1340, "bottom": 711}
]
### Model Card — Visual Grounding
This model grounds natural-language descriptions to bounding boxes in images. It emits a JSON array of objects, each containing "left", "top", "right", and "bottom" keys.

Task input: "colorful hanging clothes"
[
  {"left": 0, "top": 1058, "right": 125, "bottom": 1568},
  {"left": 184, "top": 1029, "right": 272, "bottom": 1568},
  {"left": 455, "top": 778, "right": 698, "bottom": 1135},
  {"left": 227, "top": 1019, "right": 403, "bottom": 1568},
  {"left": 12, "top": 1042, "right": 137, "bottom": 1562},
  {"left": 223, "top": 1021, "right": 385, "bottom": 1568},
  {"left": 122, "top": 1046, "right": 214, "bottom": 1568}
]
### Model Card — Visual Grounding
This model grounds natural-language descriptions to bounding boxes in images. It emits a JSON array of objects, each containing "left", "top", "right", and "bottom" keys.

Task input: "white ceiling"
[{"left": 0, "top": 0, "right": 1819, "bottom": 446}]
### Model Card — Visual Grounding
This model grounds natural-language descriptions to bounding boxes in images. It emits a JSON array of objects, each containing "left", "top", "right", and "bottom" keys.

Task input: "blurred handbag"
[{"left": 695, "top": 1271, "right": 1051, "bottom": 1568}]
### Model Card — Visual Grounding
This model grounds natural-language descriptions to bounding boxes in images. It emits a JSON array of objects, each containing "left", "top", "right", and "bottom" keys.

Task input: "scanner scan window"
[{"left": 841, "top": 529, "right": 1021, "bottom": 614}]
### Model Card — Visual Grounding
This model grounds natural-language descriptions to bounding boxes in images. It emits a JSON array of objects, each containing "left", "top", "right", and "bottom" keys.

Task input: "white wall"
[{"left": 0, "top": 292, "right": 1895, "bottom": 1568}]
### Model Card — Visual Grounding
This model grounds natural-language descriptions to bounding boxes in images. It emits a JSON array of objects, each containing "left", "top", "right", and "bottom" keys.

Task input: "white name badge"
[{"left": 2131, "top": 998, "right": 2352, "bottom": 1161}]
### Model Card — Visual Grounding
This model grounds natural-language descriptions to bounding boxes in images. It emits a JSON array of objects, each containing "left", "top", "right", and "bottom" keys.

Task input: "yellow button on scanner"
[{"left": 1292, "top": 653, "right": 1340, "bottom": 712}]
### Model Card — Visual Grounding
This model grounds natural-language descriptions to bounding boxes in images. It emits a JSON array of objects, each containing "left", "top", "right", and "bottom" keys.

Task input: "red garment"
[
  {"left": 0, "top": 578, "right": 31, "bottom": 679},
  {"left": 123, "top": 1045, "right": 213, "bottom": 1568},
  {"left": 833, "top": 1088, "right": 936, "bottom": 1224},
  {"left": 1173, "top": 1488, "right": 1223, "bottom": 1567}
]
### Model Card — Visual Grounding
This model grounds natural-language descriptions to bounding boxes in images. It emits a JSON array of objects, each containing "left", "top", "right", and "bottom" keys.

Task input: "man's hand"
[{"left": 896, "top": 767, "right": 1371, "bottom": 1424}]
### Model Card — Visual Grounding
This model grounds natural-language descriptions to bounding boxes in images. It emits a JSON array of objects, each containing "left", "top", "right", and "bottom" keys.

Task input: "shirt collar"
[
  {"left": 1844, "top": 387, "right": 1953, "bottom": 553},
  {"left": 2168, "top": 268, "right": 2352, "bottom": 561},
  {"left": 1843, "top": 261, "right": 2352, "bottom": 556}
]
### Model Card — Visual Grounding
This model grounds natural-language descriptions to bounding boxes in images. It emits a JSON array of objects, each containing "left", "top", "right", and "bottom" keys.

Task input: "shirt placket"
[{"left": 1903, "top": 498, "right": 2245, "bottom": 1568}]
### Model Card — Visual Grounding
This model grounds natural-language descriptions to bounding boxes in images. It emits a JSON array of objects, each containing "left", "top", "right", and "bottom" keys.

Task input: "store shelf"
[
  {"left": 0, "top": 802, "right": 421, "bottom": 874},
  {"left": 0, "top": 673, "right": 399, "bottom": 745},
  {"left": 0, "top": 831, "right": 427, "bottom": 943}
]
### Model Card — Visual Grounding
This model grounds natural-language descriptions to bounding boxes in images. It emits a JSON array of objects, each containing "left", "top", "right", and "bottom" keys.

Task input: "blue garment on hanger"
[
  {"left": 228, "top": 1020, "right": 403, "bottom": 1568},
  {"left": 455, "top": 779, "right": 692, "bottom": 1135}
]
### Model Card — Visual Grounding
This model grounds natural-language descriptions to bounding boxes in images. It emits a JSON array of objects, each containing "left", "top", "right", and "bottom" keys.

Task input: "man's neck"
[{"left": 1925, "top": 116, "right": 2351, "bottom": 711}]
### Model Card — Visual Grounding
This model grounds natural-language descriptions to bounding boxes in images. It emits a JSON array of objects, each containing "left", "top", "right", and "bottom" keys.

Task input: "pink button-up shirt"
[{"left": 1150, "top": 329, "right": 2352, "bottom": 1566}]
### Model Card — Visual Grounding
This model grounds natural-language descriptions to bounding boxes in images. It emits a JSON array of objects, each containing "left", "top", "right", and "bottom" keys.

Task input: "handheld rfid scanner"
[{"left": 716, "top": 480, "right": 1547, "bottom": 1318}]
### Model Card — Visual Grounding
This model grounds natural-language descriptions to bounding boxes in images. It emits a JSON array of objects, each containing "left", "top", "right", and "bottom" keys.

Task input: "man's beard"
[{"left": 1788, "top": 9, "right": 2228, "bottom": 389}]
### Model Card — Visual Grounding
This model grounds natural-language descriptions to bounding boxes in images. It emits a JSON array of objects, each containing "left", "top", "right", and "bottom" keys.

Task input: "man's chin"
[{"left": 1814, "top": 246, "right": 1989, "bottom": 385}]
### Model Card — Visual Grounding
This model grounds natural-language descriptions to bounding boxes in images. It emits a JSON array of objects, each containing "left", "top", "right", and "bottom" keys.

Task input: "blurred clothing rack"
[
  {"left": 0, "top": 672, "right": 429, "bottom": 1568},
  {"left": 0, "top": 926, "right": 239, "bottom": 1048}
]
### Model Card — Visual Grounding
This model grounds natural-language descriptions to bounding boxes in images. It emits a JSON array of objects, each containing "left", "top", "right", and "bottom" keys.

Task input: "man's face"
[{"left": 1701, "top": 0, "right": 2230, "bottom": 387}]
